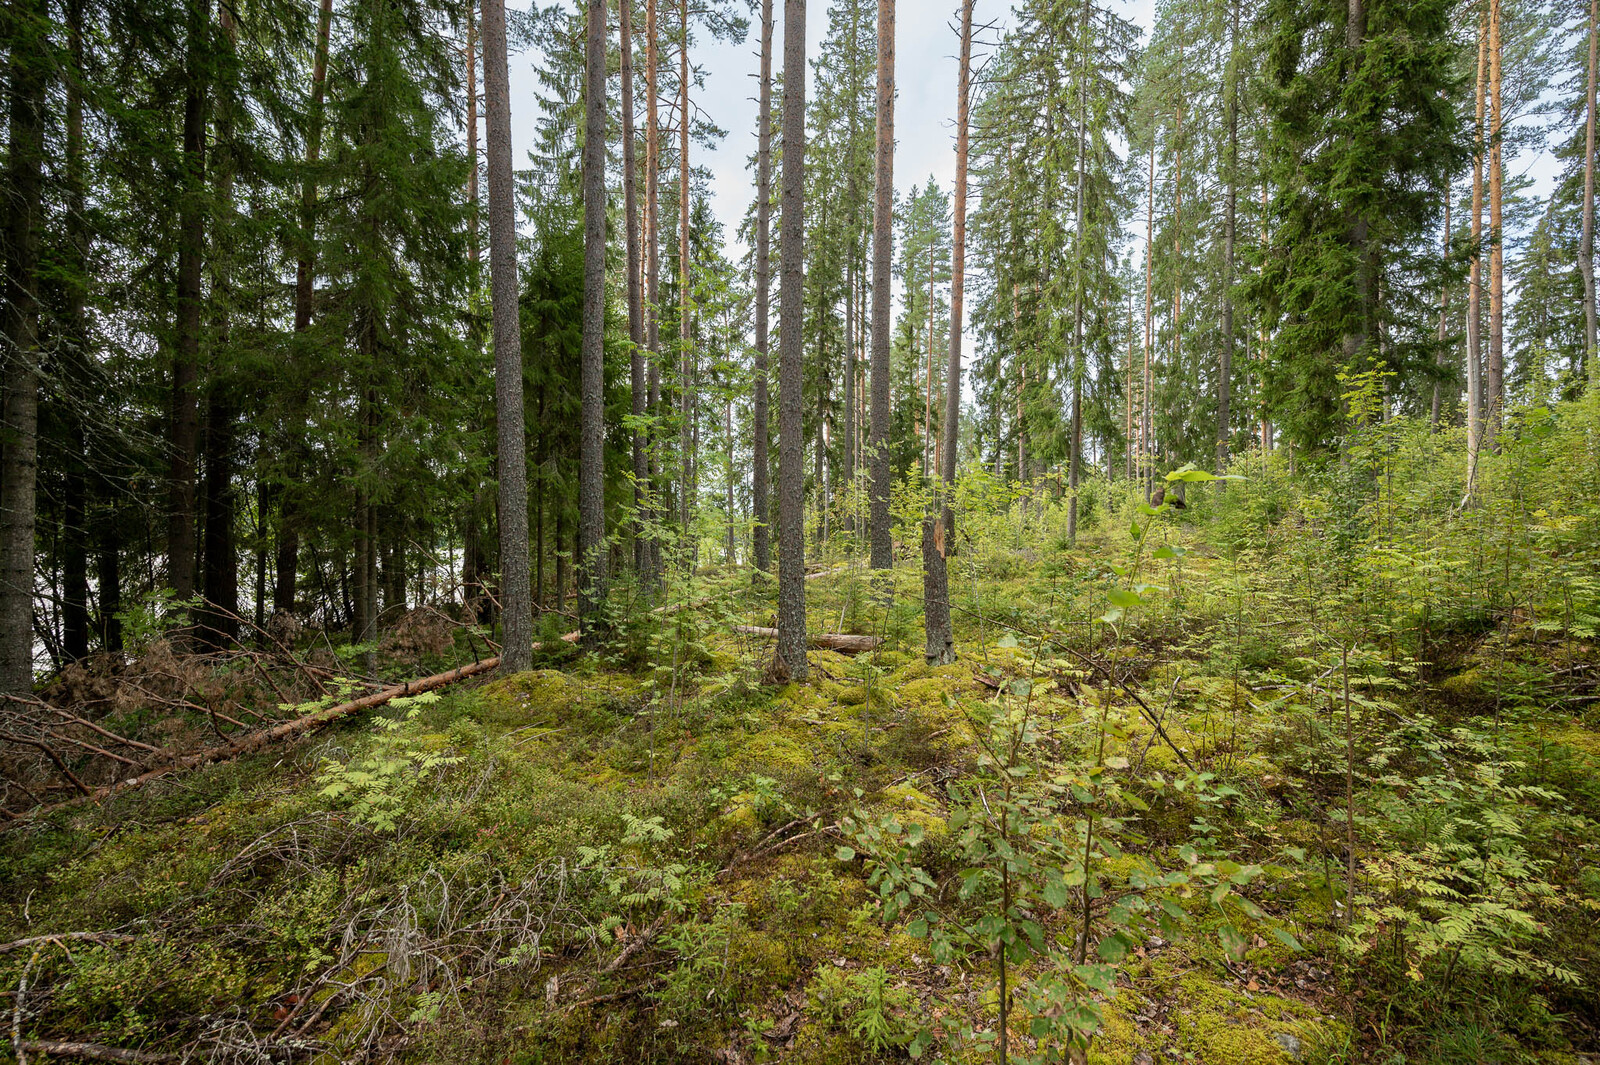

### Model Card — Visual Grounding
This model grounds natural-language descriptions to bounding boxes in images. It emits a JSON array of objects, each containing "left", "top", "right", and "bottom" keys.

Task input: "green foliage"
[{"left": 316, "top": 692, "right": 462, "bottom": 831}]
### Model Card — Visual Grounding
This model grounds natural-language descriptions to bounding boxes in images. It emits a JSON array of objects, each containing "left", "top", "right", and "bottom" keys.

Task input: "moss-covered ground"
[{"left": 3, "top": 455, "right": 1599, "bottom": 1064}]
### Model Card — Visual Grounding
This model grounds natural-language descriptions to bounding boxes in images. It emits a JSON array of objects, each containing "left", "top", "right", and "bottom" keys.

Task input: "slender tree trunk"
[
  {"left": 677, "top": 0, "right": 695, "bottom": 547},
  {"left": 1143, "top": 136, "right": 1155, "bottom": 501},
  {"left": 752, "top": 0, "right": 774, "bottom": 572},
  {"left": 577, "top": 0, "right": 609, "bottom": 640},
  {"left": 483, "top": 0, "right": 533, "bottom": 670},
  {"left": 1465, "top": 10, "right": 1487, "bottom": 496},
  {"left": 868, "top": 0, "right": 896, "bottom": 571},
  {"left": 1067, "top": 0, "right": 1089, "bottom": 542},
  {"left": 645, "top": 0, "right": 664, "bottom": 582},
  {"left": 843, "top": 261, "right": 856, "bottom": 532},
  {"left": 461, "top": 0, "right": 483, "bottom": 613},
  {"left": 199, "top": 9, "right": 241, "bottom": 650},
  {"left": 1433, "top": 198, "right": 1450, "bottom": 426},
  {"left": 922, "top": 0, "right": 972, "bottom": 667},
  {"left": 0, "top": 0, "right": 47, "bottom": 692},
  {"left": 1218, "top": 0, "right": 1238, "bottom": 470},
  {"left": 169, "top": 0, "right": 212, "bottom": 612},
  {"left": 774, "top": 0, "right": 809, "bottom": 681},
  {"left": 1584, "top": 0, "right": 1598, "bottom": 382},
  {"left": 277, "top": 0, "right": 334, "bottom": 614},
  {"left": 622, "top": 0, "right": 648, "bottom": 578},
  {"left": 61, "top": 0, "right": 91, "bottom": 662},
  {"left": 1486, "top": 0, "right": 1504, "bottom": 437}
]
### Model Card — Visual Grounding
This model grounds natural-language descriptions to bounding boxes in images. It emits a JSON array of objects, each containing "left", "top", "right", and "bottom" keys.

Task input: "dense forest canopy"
[{"left": 2, "top": 0, "right": 1600, "bottom": 1060}]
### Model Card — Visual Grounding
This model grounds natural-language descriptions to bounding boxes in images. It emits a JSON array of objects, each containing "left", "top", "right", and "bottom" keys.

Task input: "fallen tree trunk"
[
  {"left": 5, "top": 656, "right": 504, "bottom": 828},
  {"left": 731, "top": 626, "right": 882, "bottom": 653},
  {"left": 15, "top": 1040, "right": 183, "bottom": 1063}
]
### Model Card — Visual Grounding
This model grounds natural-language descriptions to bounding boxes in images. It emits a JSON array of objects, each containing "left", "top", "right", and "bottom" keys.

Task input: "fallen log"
[
  {"left": 731, "top": 626, "right": 882, "bottom": 653},
  {"left": 15, "top": 1040, "right": 183, "bottom": 1063},
  {"left": 5, "top": 657, "right": 504, "bottom": 829}
]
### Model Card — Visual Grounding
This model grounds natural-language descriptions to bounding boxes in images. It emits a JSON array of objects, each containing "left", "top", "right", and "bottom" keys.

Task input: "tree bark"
[
  {"left": 1218, "top": 0, "right": 1238, "bottom": 470},
  {"left": 0, "top": 0, "right": 47, "bottom": 693},
  {"left": 622, "top": 0, "right": 648, "bottom": 579},
  {"left": 923, "top": 0, "right": 972, "bottom": 667},
  {"left": 169, "top": 0, "right": 212, "bottom": 612},
  {"left": 1585, "top": 0, "right": 1598, "bottom": 382},
  {"left": 645, "top": 0, "right": 664, "bottom": 584},
  {"left": 1067, "top": 0, "right": 1089, "bottom": 542},
  {"left": 752, "top": 0, "right": 774, "bottom": 573},
  {"left": 774, "top": 0, "right": 809, "bottom": 682},
  {"left": 577, "top": 0, "right": 609, "bottom": 643},
  {"left": 1142, "top": 136, "right": 1155, "bottom": 500},
  {"left": 1432, "top": 197, "right": 1450, "bottom": 427},
  {"left": 678, "top": 0, "right": 697, "bottom": 550},
  {"left": 277, "top": 0, "right": 335, "bottom": 615},
  {"left": 61, "top": 0, "right": 91, "bottom": 662},
  {"left": 868, "top": 0, "right": 896, "bottom": 571},
  {"left": 1485, "top": 0, "right": 1503, "bottom": 438},
  {"left": 1465, "top": 9, "right": 1487, "bottom": 496},
  {"left": 482, "top": 0, "right": 534, "bottom": 671}
]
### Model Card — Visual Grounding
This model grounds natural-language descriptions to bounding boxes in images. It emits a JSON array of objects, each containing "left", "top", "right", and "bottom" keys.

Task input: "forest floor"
[{"left": 3, "top": 488, "right": 1599, "bottom": 1065}]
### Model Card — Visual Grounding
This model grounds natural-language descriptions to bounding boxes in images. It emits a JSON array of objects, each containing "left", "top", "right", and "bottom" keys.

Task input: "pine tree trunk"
[
  {"left": 1486, "top": 0, "right": 1504, "bottom": 438},
  {"left": 482, "top": 0, "right": 534, "bottom": 670},
  {"left": 774, "top": 0, "right": 809, "bottom": 682},
  {"left": 645, "top": 0, "right": 664, "bottom": 583},
  {"left": 0, "top": 0, "right": 47, "bottom": 693},
  {"left": 1465, "top": 10, "right": 1487, "bottom": 496},
  {"left": 1584, "top": 0, "right": 1598, "bottom": 381},
  {"left": 200, "top": 11, "right": 240, "bottom": 650},
  {"left": 842, "top": 260, "right": 856, "bottom": 533},
  {"left": 1068, "top": 0, "right": 1089, "bottom": 542},
  {"left": 277, "top": 0, "right": 334, "bottom": 615},
  {"left": 577, "top": 0, "right": 608, "bottom": 641},
  {"left": 922, "top": 0, "right": 972, "bottom": 667},
  {"left": 169, "top": 0, "right": 212, "bottom": 611},
  {"left": 61, "top": 0, "right": 91, "bottom": 662},
  {"left": 1433, "top": 198, "right": 1449, "bottom": 427},
  {"left": 868, "top": 0, "right": 896, "bottom": 571},
  {"left": 1142, "top": 136, "right": 1155, "bottom": 501},
  {"left": 752, "top": 0, "right": 774, "bottom": 573},
  {"left": 622, "top": 0, "right": 648, "bottom": 579},
  {"left": 677, "top": 0, "right": 695, "bottom": 548},
  {"left": 1218, "top": 0, "right": 1238, "bottom": 470}
]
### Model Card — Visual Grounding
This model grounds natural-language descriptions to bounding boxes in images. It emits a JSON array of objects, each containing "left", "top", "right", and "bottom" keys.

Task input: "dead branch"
[
  {"left": 4, "top": 657, "right": 503, "bottom": 828},
  {"left": 0, "top": 932, "right": 136, "bottom": 954},
  {"left": 14, "top": 1040, "right": 183, "bottom": 1063},
  {"left": 731, "top": 626, "right": 882, "bottom": 653}
]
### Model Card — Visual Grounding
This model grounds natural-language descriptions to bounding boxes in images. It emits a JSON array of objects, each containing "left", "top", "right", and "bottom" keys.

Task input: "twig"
[
  {"left": 0, "top": 932, "right": 136, "bottom": 954},
  {"left": 14, "top": 1040, "right": 183, "bottom": 1063}
]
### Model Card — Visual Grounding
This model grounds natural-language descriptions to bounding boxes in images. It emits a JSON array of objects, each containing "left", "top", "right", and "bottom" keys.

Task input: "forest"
[{"left": 1, "top": 0, "right": 1599, "bottom": 1059}]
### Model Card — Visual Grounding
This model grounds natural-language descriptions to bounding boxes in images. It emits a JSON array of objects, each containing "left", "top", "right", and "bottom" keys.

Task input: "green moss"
[
  {"left": 476, "top": 669, "right": 584, "bottom": 726},
  {"left": 1168, "top": 972, "right": 1332, "bottom": 1065}
]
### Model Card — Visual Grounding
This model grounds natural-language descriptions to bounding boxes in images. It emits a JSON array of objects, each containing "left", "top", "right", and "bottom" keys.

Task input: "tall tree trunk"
[
  {"left": 61, "top": 0, "right": 91, "bottom": 662},
  {"left": 842, "top": 260, "right": 856, "bottom": 532},
  {"left": 752, "top": 0, "right": 774, "bottom": 573},
  {"left": 1142, "top": 136, "right": 1155, "bottom": 501},
  {"left": 622, "top": 0, "right": 648, "bottom": 578},
  {"left": 483, "top": 0, "right": 534, "bottom": 670},
  {"left": 645, "top": 0, "right": 664, "bottom": 583},
  {"left": 1433, "top": 198, "right": 1449, "bottom": 426},
  {"left": 169, "top": 0, "right": 212, "bottom": 612},
  {"left": 579, "top": 0, "right": 608, "bottom": 641},
  {"left": 1465, "top": 9, "right": 1487, "bottom": 496},
  {"left": 461, "top": 0, "right": 483, "bottom": 613},
  {"left": 868, "top": 0, "right": 896, "bottom": 571},
  {"left": 1218, "top": 0, "right": 1238, "bottom": 470},
  {"left": 0, "top": 0, "right": 47, "bottom": 692},
  {"left": 678, "top": 0, "right": 695, "bottom": 547},
  {"left": 1067, "top": 0, "right": 1089, "bottom": 542},
  {"left": 1584, "top": 0, "right": 1598, "bottom": 383},
  {"left": 1486, "top": 0, "right": 1503, "bottom": 438},
  {"left": 200, "top": 7, "right": 240, "bottom": 649},
  {"left": 277, "top": 0, "right": 335, "bottom": 614},
  {"left": 774, "top": 0, "right": 809, "bottom": 681},
  {"left": 922, "top": 0, "right": 972, "bottom": 667}
]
